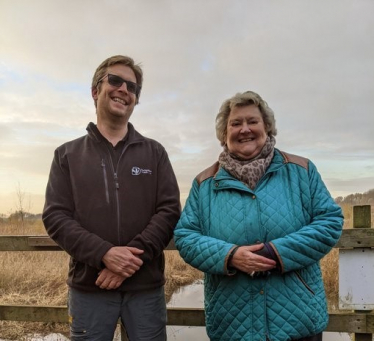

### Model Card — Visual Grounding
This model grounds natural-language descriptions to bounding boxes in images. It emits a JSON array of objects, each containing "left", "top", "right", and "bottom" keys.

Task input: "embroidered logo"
[{"left": 132, "top": 166, "right": 152, "bottom": 175}]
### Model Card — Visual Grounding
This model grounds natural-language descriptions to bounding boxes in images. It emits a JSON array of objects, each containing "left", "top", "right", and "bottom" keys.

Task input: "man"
[{"left": 43, "top": 55, "right": 180, "bottom": 340}]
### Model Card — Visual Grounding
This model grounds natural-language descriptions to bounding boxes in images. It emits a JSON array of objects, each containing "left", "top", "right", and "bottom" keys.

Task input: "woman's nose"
[{"left": 240, "top": 124, "right": 251, "bottom": 133}]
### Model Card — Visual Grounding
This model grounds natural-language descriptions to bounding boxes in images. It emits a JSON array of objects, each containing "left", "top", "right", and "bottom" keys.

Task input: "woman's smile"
[{"left": 226, "top": 105, "right": 267, "bottom": 160}]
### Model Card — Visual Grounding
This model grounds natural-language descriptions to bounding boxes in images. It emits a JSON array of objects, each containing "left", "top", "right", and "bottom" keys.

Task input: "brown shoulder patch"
[
  {"left": 279, "top": 150, "right": 309, "bottom": 170},
  {"left": 196, "top": 162, "right": 220, "bottom": 185}
]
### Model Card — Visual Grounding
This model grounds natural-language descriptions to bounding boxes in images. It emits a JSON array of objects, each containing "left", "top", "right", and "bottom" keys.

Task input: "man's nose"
[{"left": 118, "top": 82, "right": 129, "bottom": 94}]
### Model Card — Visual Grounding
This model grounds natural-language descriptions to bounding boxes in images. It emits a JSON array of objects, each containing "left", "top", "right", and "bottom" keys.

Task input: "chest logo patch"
[{"left": 132, "top": 166, "right": 152, "bottom": 175}]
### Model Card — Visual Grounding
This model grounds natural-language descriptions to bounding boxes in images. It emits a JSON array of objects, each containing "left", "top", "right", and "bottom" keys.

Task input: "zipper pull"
[{"left": 114, "top": 173, "right": 120, "bottom": 189}]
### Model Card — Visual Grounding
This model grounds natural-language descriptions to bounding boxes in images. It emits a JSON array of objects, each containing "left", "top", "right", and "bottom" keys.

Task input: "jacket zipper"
[
  {"left": 105, "top": 155, "right": 122, "bottom": 244},
  {"left": 107, "top": 142, "right": 133, "bottom": 245},
  {"left": 98, "top": 133, "right": 140, "bottom": 245},
  {"left": 101, "top": 159, "right": 110, "bottom": 204}
]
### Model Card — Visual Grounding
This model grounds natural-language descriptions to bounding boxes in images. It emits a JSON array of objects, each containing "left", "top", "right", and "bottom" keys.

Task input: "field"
[
  {"left": 0, "top": 218, "right": 202, "bottom": 340},
  {"left": 0, "top": 203, "right": 363, "bottom": 339}
]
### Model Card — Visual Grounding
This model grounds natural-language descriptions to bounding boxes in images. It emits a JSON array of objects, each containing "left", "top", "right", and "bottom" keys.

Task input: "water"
[
  {"left": 167, "top": 280, "right": 209, "bottom": 340},
  {"left": 166, "top": 280, "right": 353, "bottom": 341},
  {"left": 0, "top": 281, "right": 354, "bottom": 340}
]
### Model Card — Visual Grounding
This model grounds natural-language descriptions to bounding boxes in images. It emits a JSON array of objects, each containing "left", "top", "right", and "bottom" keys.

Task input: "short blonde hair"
[
  {"left": 215, "top": 91, "right": 277, "bottom": 146},
  {"left": 91, "top": 55, "right": 143, "bottom": 105}
]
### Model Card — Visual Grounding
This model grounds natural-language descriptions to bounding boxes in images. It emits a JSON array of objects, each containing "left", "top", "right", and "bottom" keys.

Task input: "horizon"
[
  {"left": 1, "top": 186, "right": 373, "bottom": 218},
  {"left": 1, "top": 1, "right": 373, "bottom": 214}
]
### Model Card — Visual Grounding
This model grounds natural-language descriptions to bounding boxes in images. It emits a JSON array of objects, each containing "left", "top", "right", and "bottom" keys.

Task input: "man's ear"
[{"left": 91, "top": 87, "right": 98, "bottom": 101}]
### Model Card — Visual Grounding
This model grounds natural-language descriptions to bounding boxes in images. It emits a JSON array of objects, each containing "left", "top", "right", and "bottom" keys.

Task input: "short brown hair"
[
  {"left": 215, "top": 91, "right": 277, "bottom": 146},
  {"left": 91, "top": 55, "right": 143, "bottom": 105}
]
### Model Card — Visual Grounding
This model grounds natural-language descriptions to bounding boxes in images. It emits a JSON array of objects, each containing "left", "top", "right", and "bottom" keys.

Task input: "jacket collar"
[
  {"left": 213, "top": 149, "right": 287, "bottom": 193},
  {"left": 86, "top": 122, "right": 146, "bottom": 145}
]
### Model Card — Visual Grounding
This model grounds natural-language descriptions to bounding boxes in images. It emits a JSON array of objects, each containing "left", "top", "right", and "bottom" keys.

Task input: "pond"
[
  {"left": 166, "top": 280, "right": 353, "bottom": 341},
  {"left": 0, "top": 281, "right": 355, "bottom": 341}
]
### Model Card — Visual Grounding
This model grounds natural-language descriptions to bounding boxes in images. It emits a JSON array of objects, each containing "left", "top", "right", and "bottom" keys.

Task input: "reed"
[
  {"left": 0, "top": 207, "right": 349, "bottom": 339},
  {"left": 0, "top": 219, "right": 202, "bottom": 339}
]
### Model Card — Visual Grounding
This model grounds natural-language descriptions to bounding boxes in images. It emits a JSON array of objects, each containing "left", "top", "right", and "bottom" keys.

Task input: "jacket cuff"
[{"left": 225, "top": 245, "right": 239, "bottom": 275}]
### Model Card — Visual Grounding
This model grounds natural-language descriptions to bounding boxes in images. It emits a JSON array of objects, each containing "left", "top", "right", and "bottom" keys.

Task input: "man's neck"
[{"left": 96, "top": 121, "right": 128, "bottom": 147}]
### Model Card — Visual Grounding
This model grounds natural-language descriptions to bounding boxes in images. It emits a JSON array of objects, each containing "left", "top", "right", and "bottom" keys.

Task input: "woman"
[{"left": 174, "top": 91, "right": 343, "bottom": 341}]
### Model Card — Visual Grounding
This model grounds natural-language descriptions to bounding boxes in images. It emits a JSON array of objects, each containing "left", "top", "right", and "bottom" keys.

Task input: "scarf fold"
[{"left": 218, "top": 136, "right": 276, "bottom": 190}]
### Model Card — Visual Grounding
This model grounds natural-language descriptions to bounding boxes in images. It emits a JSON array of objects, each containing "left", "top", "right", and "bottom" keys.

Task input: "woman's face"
[{"left": 226, "top": 105, "right": 268, "bottom": 160}]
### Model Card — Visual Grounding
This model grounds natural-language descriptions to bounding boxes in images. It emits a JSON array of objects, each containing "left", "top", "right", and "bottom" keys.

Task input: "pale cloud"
[{"left": 0, "top": 0, "right": 373, "bottom": 213}]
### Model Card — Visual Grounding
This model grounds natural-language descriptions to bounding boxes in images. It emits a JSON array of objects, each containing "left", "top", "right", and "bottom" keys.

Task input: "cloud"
[{"left": 0, "top": 0, "right": 373, "bottom": 213}]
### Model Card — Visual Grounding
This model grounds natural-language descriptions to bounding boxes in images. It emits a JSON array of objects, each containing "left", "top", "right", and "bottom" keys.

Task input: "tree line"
[
  {"left": 1, "top": 189, "right": 373, "bottom": 224},
  {"left": 335, "top": 188, "right": 374, "bottom": 206}
]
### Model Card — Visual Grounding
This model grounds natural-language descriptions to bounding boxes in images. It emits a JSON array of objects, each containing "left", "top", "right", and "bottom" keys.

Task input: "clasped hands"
[
  {"left": 95, "top": 246, "right": 144, "bottom": 290},
  {"left": 229, "top": 243, "right": 277, "bottom": 276}
]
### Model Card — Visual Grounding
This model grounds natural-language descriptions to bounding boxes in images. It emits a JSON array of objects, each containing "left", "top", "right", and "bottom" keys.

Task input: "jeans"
[{"left": 68, "top": 286, "right": 167, "bottom": 341}]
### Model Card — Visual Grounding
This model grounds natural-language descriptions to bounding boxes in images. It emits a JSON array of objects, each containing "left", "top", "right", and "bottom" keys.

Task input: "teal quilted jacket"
[{"left": 174, "top": 149, "right": 343, "bottom": 341}]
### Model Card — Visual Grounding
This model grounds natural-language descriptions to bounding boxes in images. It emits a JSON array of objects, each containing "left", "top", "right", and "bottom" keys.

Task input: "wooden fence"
[{"left": 0, "top": 205, "right": 373, "bottom": 341}]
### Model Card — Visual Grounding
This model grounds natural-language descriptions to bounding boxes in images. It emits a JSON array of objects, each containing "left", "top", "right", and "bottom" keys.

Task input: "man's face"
[{"left": 92, "top": 64, "right": 137, "bottom": 123}]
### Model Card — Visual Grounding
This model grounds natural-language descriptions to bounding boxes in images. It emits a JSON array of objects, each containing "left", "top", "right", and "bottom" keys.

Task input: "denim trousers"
[{"left": 68, "top": 286, "right": 167, "bottom": 341}]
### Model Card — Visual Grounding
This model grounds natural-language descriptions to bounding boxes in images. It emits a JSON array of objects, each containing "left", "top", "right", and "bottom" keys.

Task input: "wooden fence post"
[
  {"left": 353, "top": 205, "right": 372, "bottom": 229},
  {"left": 353, "top": 205, "right": 372, "bottom": 341}
]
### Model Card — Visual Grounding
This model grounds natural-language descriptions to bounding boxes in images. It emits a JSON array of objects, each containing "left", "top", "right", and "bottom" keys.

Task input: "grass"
[
  {"left": 0, "top": 203, "right": 362, "bottom": 339},
  {"left": 0, "top": 219, "right": 202, "bottom": 340}
]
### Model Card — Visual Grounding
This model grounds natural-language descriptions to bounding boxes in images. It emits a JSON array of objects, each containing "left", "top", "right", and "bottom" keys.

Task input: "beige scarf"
[{"left": 218, "top": 136, "right": 276, "bottom": 190}]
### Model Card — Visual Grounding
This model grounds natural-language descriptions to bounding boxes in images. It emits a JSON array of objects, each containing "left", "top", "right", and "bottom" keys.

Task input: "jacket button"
[
  {"left": 215, "top": 183, "right": 219, "bottom": 187},
  {"left": 252, "top": 195, "right": 256, "bottom": 199},
  {"left": 260, "top": 290, "right": 264, "bottom": 295}
]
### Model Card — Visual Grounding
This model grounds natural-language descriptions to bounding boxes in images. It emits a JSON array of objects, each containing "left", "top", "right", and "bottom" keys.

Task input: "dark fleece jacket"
[{"left": 43, "top": 122, "right": 181, "bottom": 292}]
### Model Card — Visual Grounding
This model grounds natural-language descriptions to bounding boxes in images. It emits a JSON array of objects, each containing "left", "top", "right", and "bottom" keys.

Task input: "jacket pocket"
[{"left": 295, "top": 270, "right": 315, "bottom": 296}]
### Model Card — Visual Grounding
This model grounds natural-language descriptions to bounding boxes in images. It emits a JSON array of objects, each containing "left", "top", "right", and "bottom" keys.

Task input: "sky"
[{"left": 0, "top": 0, "right": 373, "bottom": 215}]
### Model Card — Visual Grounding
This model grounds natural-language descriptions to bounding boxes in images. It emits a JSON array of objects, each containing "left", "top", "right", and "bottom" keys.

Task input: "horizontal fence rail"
[
  {"left": 1, "top": 228, "right": 372, "bottom": 252},
  {"left": 0, "top": 235, "right": 177, "bottom": 251},
  {"left": 0, "top": 305, "right": 374, "bottom": 334},
  {"left": 1, "top": 205, "right": 373, "bottom": 339}
]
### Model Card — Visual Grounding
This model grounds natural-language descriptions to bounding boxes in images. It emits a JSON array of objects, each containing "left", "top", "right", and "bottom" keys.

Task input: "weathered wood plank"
[
  {"left": 1, "top": 305, "right": 374, "bottom": 333},
  {"left": 1, "top": 230, "right": 373, "bottom": 251},
  {"left": 1, "top": 228, "right": 374, "bottom": 251},
  {"left": 0, "top": 236, "right": 177, "bottom": 251},
  {"left": 0, "top": 236, "right": 61, "bottom": 251},
  {"left": 353, "top": 205, "right": 372, "bottom": 229},
  {"left": 28, "top": 236, "right": 59, "bottom": 247},
  {"left": 335, "top": 229, "right": 374, "bottom": 249},
  {"left": 326, "top": 312, "right": 369, "bottom": 333},
  {"left": 0, "top": 305, "right": 67, "bottom": 323},
  {"left": 167, "top": 307, "right": 205, "bottom": 326}
]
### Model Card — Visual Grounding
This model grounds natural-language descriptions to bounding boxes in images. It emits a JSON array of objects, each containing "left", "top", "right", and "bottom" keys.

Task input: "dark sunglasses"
[{"left": 98, "top": 74, "right": 141, "bottom": 97}]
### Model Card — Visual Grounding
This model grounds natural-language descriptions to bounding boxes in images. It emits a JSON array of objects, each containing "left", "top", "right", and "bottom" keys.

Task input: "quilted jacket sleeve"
[
  {"left": 174, "top": 179, "right": 235, "bottom": 275},
  {"left": 270, "top": 160, "right": 344, "bottom": 273}
]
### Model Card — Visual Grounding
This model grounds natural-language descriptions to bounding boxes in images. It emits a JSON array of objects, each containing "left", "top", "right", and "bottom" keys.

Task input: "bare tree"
[{"left": 14, "top": 182, "right": 32, "bottom": 227}]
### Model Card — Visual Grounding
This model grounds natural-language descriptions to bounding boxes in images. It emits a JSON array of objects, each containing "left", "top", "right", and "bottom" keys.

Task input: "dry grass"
[
  {"left": 164, "top": 250, "right": 203, "bottom": 302},
  {"left": 0, "top": 203, "right": 356, "bottom": 339},
  {"left": 321, "top": 248, "right": 339, "bottom": 311},
  {"left": 0, "top": 220, "right": 202, "bottom": 340}
]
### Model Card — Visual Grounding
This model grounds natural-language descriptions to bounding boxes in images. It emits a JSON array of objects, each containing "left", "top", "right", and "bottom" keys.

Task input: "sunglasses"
[{"left": 98, "top": 74, "right": 141, "bottom": 97}]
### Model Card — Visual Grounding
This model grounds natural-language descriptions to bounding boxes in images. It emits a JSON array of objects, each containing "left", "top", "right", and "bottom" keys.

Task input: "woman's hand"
[{"left": 229, "top": 244, "right": 277, "bottom": 274}]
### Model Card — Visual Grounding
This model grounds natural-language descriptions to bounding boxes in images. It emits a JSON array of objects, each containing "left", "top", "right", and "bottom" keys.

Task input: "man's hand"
[
  {"left": 102, "top": 246, "right": 144, "bottom": 277},
  {"left": 230, "top": 244, "right": 276, "bottom": 274},
  {"left": 96, "top": 268, "right": 125, "bottom": 290}
]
